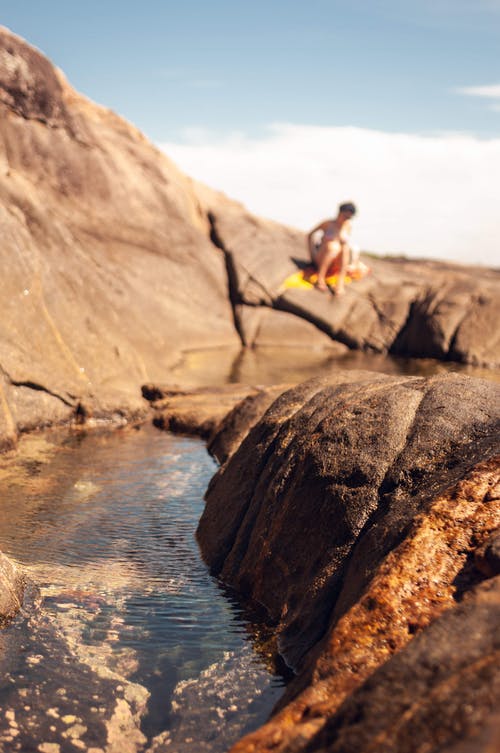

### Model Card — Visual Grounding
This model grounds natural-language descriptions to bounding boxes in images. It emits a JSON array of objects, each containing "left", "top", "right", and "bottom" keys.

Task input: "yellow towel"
[{"left": 282, "top": 262, "right": 369, "bottom": 291}]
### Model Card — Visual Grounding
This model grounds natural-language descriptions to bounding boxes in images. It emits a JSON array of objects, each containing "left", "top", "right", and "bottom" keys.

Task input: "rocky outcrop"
[
  {"left": 195, "top": 372, "right": 500, "bottom": 753},
  {"left": 187, "top": 169, "right": 500, "bottom": 374},
  {"left": 0, "top": 26, "right": 241, "bottom": 448},
  {"left": 1, "top": 27, "right": 499, "bottom": 452},
  {"left": 194, "top": 184, "right": 500, "bottom": 366}
]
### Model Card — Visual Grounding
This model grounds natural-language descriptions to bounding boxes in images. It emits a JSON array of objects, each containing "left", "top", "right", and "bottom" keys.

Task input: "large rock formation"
[
  {"left": 196, "top": 372, "right": 500, "bottom": 753},
  {"left": 196, "top": 180, "right": 500, "bottom": 366},
  {"left": 1, "top": 24, "right": 499, "bottom": 455},
  {"left": 0, "top": 26, "right": 241, "bottom": 449}
]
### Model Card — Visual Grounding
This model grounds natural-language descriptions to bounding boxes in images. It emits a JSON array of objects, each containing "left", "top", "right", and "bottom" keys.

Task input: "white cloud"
[
  {"left": 160, "top": 124, "right": 500, "bottom": 267},
  {"left": 456, "top": 83, "right": 500, "bottom": 98}
]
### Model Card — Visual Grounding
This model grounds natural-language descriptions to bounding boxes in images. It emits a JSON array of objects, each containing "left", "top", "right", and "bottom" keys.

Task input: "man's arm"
[{"left": 307, "top": 220, "right": 328, "bottom": 261}]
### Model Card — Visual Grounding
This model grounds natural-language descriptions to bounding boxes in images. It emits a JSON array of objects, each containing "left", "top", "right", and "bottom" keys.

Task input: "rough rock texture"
[
  {"left": 195, "top": 372, "right": 500, "bottom": 753},
  {"left": 0, "top": 551, "right": 27, "bottom": 625},
  {"left": 0, "top": 26, "right": 240, "bottom": 448},
  {"left": 301, "top": 576, "right": 500, "bottom": 753},
  {"left": 207, "top": 385, "right": 291, "bottom": 464}
]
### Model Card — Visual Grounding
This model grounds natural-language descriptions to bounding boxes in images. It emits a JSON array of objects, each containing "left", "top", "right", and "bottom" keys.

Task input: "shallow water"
[
  {"left": 0, "top": 347, "right": 497, "bottom": 751},
  {"left": 170, "top": 346, "right": 500, "bottom": 387},
  {"left": 0, "top": 426, "right": 284, "bottom": 752}
]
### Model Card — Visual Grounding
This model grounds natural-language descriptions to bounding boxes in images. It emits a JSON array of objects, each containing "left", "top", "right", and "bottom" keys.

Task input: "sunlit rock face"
[
  {"left": 197, "top": 371, "right": 500, "bottom": 753},
  {"left": 0, "top": 26, "right": 240, "bottom": 447},
  {"left": 197, "top": 175, "right": 500, "bottom": 366},
  {"left": 1, "top": 26, "right": 499, "bottom": 452}
]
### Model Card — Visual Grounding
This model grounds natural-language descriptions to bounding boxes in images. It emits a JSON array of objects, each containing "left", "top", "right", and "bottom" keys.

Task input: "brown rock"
[
  {"left": 0, "top": 550, "right": 26, "bottom": 625},
  {"left": 0, "top": 26, "right": 239, "bottom": 448},
  {"left": 208, "top": 385, "right": 291, "bottom": 464},
  {"left": 198, "top": 372, "right": 499, "bottom": 665},
  {"left": 475, "top": 527, "right": 500, "bottom": 577},
  {"left": 299, "top": 576, "right": 500, "bottom": 753},
  {"left": 195, "top": 372, "right": 500, "bottom": 753},
  {"left": 195, "top": 184, "right": 500, "bottom": 365},
  {"left": 392, "top": 280, "right": 500, "bottom": 366},
  {"left": 234, "top": 456, "right": 499, "bottom": 753},
  {"left": 236, "top": 305, "right": 350, "bottom": 352},
  {"left": 143, "top": 383, "right": 265, "bottom": 441}
]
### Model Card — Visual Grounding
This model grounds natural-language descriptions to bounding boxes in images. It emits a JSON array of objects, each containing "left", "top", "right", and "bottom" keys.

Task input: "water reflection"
[
  {"left": 171, "top": 346, "right": 499, "bottom": 387},
  {"left": 0, "top": 426, "right": 284, "bottom": 752}
]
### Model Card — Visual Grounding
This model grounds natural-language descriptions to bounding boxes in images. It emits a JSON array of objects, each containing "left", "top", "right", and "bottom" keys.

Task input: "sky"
[{"left": 2, "top": 0, "right": 500, "bottom": 265}]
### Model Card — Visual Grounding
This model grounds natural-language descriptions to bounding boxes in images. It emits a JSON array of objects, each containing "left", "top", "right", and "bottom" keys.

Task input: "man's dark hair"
[{"left": 339, "top": 202, "right": 357, "bottom": 215}]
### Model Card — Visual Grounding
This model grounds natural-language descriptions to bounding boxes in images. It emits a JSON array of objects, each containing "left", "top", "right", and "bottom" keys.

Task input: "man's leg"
[
  {"left": 316, "top": 240, "right": 341, "bottom": 290},
  {"left": 334, "top": 243, "right": 350, "bottom": 295}
]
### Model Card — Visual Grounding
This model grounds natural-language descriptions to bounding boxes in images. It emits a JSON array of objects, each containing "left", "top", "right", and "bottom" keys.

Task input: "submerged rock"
[
  {"left": 195, "top": 371, "right": 500, "bottom": 753},
  {"left": 148, "top": 646, "right": 282, "bottom": 753},
  {"left": 0, "top": 602, "right": 149, "bottom": 753}
]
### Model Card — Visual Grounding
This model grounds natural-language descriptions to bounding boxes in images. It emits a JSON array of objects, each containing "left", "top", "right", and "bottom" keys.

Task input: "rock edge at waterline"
[{"left": 164, "top": 371, "right": 499, "bottom": 753}]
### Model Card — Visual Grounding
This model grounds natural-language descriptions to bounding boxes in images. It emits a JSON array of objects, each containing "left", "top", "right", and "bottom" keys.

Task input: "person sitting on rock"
[{"left": 307, "top": 201, "right": 358, "bottom": 295}]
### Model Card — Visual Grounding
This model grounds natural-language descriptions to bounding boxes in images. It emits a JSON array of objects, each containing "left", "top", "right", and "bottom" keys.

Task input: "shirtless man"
[{"left": 307, "top": 202, "right": 357, "bottom": 295}]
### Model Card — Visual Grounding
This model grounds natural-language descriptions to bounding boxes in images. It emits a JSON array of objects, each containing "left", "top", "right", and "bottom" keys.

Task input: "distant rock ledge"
[{"left": 147, "top": 372, "right": 500, "bottom": 753}]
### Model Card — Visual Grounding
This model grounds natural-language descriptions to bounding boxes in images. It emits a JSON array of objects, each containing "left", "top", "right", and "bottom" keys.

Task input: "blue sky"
[
  {"left": 2, "top": 1, "right": 500, "bottom": 264},
  {"left": 3, "top": 0, "right": 499, "bottom": 140}
]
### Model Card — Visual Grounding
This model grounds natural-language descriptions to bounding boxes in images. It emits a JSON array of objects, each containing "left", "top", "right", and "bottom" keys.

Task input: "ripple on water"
[{"left": 0, "top": 425, "right": 285, "bottom": 752}]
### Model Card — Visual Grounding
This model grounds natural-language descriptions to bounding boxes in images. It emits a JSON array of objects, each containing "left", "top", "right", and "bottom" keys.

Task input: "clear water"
[
  {"left": 0, "top": 347, "right": 497, "bottom": 752},
  {"left": 0, "top": 425, "right": 284, "bottom": 753},
  {"left": 170, "top": 346, "right": 500, "bottom": 387}
]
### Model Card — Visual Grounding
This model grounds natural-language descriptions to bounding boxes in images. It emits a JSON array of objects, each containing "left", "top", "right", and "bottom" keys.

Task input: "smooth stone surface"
[{"left": 0, "top": 26, "right": 238, "bottom": 448}]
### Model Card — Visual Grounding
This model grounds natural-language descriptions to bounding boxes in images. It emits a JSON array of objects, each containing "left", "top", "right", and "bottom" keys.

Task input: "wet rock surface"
[{"left": 195, "top": 371, "right": 500, "bottom": 753}]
